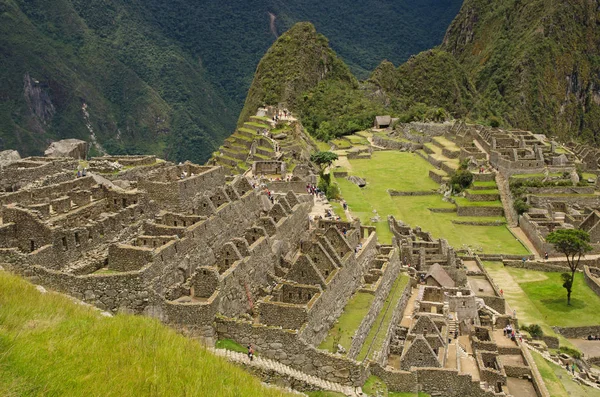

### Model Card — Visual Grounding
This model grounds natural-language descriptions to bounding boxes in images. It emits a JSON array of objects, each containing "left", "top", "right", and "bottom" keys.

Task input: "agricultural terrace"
[{"left": 334, "top": 151, "right": 529, "bottom": 255}]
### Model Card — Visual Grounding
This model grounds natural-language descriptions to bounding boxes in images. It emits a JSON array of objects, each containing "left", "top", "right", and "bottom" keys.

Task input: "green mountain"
[
  {"left": 238, "top": 22, "right": 357, "bottom": 125},
  {"left": 442, "top": 0, "right": 600, "bottom": 143},
  {"left": 0, "top": 0, "right": 235, "bottom": 163},
  {"left": 0, "top": 0, "right": 462, "bottom": 162},
  {"left": 369, "top": 49, "right": 477, "bottom": 119}
]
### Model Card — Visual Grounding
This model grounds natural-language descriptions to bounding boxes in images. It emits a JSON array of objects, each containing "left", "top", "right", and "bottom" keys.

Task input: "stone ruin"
[
  {"left": 0, "top": 150, "right": 554, "bottom": 396},
  {"left": 382, "top": 217, "right": 545, "bottom": 397}
]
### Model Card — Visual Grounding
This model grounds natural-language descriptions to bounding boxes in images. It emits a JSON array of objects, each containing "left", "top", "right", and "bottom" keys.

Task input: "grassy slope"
[
  {"left": 336, "top": 151, "right": 528, "bottom": 254},
  {"left": 357, "top": 275, "right": 409, "bottom": 361},
  {"left": 0, "top": 271, "right": 293, "bottom": 397},
  {"left": 319, "top": 292, "right": 375, "bottom": 353},
  {"left": 531, "top": 351, "right": 600, "bottom": 397}
]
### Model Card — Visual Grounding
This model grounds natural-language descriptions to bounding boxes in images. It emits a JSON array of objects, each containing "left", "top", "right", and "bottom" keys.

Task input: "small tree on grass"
[
  {"left": 546, "top": 229, "right": 593, "bottom": 305},
  {"left": 310, "top": 151, "right": 338, "bottom": 177}
]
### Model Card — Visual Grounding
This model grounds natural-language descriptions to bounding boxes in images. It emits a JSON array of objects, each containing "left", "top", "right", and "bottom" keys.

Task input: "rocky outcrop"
[
  {"left": 347, "top": 176, "right": 366, "bottom": 187},
  {"left": 0, "top": 150, "right": 21, "bottom": 167},
  {"left": 44, "top": 139, "right": 88, "bottom": 160}
]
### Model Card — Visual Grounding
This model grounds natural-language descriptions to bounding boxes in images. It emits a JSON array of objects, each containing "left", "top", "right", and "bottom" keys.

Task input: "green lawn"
[
  {"left": 0, "top": 271, "right": 292, "bottom": 397},
  {"left": 306, "top": 391, "right": 346, "bottom": 397},
  {"left": 465, "top": 189, "right": 500, "bottom": 195},
  {"left": 531, "top": 351, "right": 600, "bottom": 397},
  {"left": 345, "top": 134, "right": 370, "bottom": 145},
  {"left": 454, "top": 197, "right": 503, "bottom": 207},
  {"left": 518, "top": 271, "right": 600, "bottom": 327},
  {"left": 357, "top": 275, "right": 409, "bottom": 361},
  {"left": 330, "top": 202, "right": 348, "bottom": 221},
  {"left": 331, "top": 139, "right": 352, "bottom": 149},
  {"left": 481, "top": 262, "right": 600, "bottom": 348},
  {"left": 432, "top": 136, "right": 459, "bottom": 149},
  {"left": 215, "top": 339, "right": 249, "bottom": 354},
  {"left": 319, "top": 292, "right": 375, "bottom": 353},
  {"left": 335, "top": 151, "right": 528, "bottom": 254},
  {"left": 363, "top": 375, "right": 429, "bottom": 397}
]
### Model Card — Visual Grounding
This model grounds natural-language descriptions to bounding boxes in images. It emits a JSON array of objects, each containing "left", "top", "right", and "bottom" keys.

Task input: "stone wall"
[
  {"left": 347, "top": 251, "right": 401, "bottom": 358},
  {"left": 553, "top": 325, "right": 600, "bottom": 338},
  {"left": 215, "top": 316, "right": 368, "bottom": 386},
  {"left": 456, "top": 206, "right": 504, "bottom": 217},
  {"left": 584, "top": 265, "right": 600, "bottom": 298},
  {"left": 371, "top": 277, "right": 413, "bottom": 366},
  {"left": 372, "top": 135, "right": 422, "bottom": 151},
  {"left": 300, "top": 232, "right": 379, "bottom": 346}
]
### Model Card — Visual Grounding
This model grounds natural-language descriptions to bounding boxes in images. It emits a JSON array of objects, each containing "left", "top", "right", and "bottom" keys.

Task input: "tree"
[
  {"left": 546, "top": 229, "right": 593, "bottom": 305},
  {"left": 310, "top": 151, "right": 338, "bottom": 175}
]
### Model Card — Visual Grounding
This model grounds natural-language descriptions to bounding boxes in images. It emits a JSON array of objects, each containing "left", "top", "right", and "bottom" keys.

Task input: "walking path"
[
  {"left": 495, "top": 172, "right": 518, "bottom": 227},
  {"left": 509, "top": 227, "right": 540, "bottom": 257},
  {"left": 210, "top": 348, "right": 362, "bottom": 396}
]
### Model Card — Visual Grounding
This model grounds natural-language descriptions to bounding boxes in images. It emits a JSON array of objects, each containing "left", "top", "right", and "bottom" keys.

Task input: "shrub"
[
  {"left": 489, "top": 116, "right": 501, "bottom": 128},
  {"left": 522, "top": 324, "right": 543, "bottom": 339},
  {"left": 514, "top": 198, "right": 530, "bottom": 215},
  {"left": 559, "top": 346, "right": 582, "bottom": 359},
  {"left": 450, "top": 170, "right": 473, "bottom": 193}
]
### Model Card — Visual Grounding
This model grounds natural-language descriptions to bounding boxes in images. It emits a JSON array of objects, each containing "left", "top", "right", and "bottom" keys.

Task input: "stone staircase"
[
  {"left": 495, "top": 172, "right": 518, "bottom": 227},
  {"left": 448, "top": 312, "right": 458, "bottom": 338},
  {"left": 210, "top": 348, "right": 362, "bottom": 396}
]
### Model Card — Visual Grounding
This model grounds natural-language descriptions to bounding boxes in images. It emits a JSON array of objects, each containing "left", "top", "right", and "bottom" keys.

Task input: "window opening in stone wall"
[
  {"left": 75, "top": 232, "right": 80, "bottom": 247},
  {"left": 122, "top": 198, "right": 127, "bottom": 207},
  {"left": 113, "top": 199, "right": 117, "bottom": 205},
  {"left": 62, "top": 236, "right": 67, "bottom": 250},
  {"left": 30, "top": 240, "right": 35, "bottom": 252},
  {"left": 174, "top": 221, "right": 178, "bottom": 227}
]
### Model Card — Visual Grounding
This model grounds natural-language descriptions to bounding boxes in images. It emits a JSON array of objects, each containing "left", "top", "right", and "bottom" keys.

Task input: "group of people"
[
  {"left": 503, "top": 325, "right": 521, "bottom": 341},
  {"left": 76, "top": 168, "right": 87, "bottom": 177},
  {"left": 306, "top": 184, "right": 322, "bottom": 198},
  {"left": 587, "top": 335, "right": 600, "bottom": 340}
]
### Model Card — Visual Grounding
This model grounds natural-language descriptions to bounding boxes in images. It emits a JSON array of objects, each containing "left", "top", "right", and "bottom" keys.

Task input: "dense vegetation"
[
  {"left": 442, "top": 0, "right": 600, "bottom": 144},
  {"left": 0, "top": 0, "right": 462, "bottom": 162},
  {"left": 0, "top": 270, "right": 293, "bottom": 397}
]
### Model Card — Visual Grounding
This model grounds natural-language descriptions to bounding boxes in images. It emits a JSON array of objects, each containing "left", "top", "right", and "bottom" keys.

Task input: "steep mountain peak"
[{"left": 238, "top": 22, "right": 356, "bottom": 124}]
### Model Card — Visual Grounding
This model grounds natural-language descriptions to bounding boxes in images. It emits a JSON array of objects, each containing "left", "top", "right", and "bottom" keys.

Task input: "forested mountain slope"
[
  {"left": 442, "top": 0, "right": 600, "bottom": 143},
  {"left": 0, "top": 0, "right": 462, "bottom": 162}
]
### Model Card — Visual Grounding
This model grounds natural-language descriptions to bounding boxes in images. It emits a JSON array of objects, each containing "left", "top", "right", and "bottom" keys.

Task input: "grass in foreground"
[
  {"left": 0, "top": 271, "right": 293, "bottom": 397},
  {"left": 319, "top": 292, "right": 374, "bottom": 353},
  {"left": 357, "top": 275, "right": 409, "bottom": 361},
  {"left": 531, "top": 351, "right": 600, "bottom": 397}
]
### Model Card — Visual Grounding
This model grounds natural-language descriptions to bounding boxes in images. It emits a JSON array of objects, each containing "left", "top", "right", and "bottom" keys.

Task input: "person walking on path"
[{"left": 247, "top": 344, "right": 254, "bottom": 361}]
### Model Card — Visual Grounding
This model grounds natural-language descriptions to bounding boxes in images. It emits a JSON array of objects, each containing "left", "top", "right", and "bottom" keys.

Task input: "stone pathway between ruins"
[{"left": 209, "top": 348, "right": 362, "bottom": 396}]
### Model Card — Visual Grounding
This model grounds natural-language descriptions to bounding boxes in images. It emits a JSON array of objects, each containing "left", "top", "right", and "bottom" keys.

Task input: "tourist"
[
  {"left": 544, "top": 252, "right": 549, "bottom": 260},
  {"left": 566, "top": 363, "right": 570, "bottom": 373},
  {"left": 82, "top": 168, "right": 87, "bottom": 176},
  {"left": 247, "top": 344, "right": 254, "bottom": 361},
  {"left": 571, "top": 363, "right": 576, "bottom": 375},
  {"left": 500, "top": 289, "right": 503, "bottom": 296}
]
